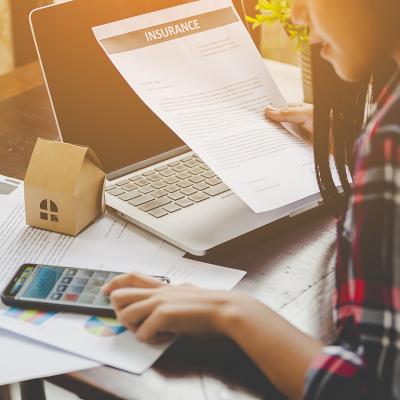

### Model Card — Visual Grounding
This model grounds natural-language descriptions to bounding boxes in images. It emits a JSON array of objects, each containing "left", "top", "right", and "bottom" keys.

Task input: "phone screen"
[{"left": 8, "top": 265, "right": 123, "bottom": 311}]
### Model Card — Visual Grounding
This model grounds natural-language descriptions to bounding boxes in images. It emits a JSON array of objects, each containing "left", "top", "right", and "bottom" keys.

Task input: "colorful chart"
[
  {"left": 84, "top": 316, "right": 126, "bottom": 337},
  {"left": 3, "top": 308, "right": 56, "bottom": 326}
]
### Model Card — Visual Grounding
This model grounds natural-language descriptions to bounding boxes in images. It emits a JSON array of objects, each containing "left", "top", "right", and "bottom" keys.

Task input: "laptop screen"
[{"left": 31, "top": 0, "right": 249, "bottom": 175}]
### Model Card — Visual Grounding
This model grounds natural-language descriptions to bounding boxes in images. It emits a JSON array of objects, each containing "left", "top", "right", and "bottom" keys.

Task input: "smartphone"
[{"left": 1, "top": 264, "right": 170, "bottom": 317}]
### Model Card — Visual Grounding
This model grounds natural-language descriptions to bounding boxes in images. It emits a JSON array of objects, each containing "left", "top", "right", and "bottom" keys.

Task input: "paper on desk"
[
  {"left": 92, "top": 0, "right": 321, "bottom": 213},
  {"left": 0, "top": 186, "right": 183, "bottom": 279},
  {"left": 0, "top": 176, "right": 98, "bottom": 385},
  {"left": 0, "top": 328, "right": 98, "bottom": 386},
  {"left": 0, "top": 180, "right": 246, "bottom": 375}
]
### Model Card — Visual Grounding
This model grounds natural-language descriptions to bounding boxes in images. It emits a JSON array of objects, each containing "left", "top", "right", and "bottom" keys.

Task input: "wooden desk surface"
[{"left": 0, "top": 62, "right": 337, "bottom": 400}]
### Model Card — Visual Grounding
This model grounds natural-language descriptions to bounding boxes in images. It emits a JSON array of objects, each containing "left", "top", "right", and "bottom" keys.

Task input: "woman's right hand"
[{"left": 265, "top": 103, "right": 314, "bottom": 144}]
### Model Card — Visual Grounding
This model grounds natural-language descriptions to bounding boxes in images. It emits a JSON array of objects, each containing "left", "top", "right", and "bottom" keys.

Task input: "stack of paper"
[{"left": 0, "top": 175, "right": 245, "bottom": 383}]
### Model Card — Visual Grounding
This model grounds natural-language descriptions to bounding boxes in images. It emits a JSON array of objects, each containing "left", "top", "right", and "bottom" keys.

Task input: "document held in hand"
[{"left": 93, "top": 0, "right": 323, "bottom": 213}]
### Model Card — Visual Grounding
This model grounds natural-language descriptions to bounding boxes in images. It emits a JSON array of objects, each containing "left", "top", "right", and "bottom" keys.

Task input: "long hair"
[{"left": 311, "top": 44, "right": 397, "bottom": 217}]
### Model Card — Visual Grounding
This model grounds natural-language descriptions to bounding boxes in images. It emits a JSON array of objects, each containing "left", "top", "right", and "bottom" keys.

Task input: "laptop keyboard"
[{"left": 105, "top": 154, "right": 231, "bottom": 218}]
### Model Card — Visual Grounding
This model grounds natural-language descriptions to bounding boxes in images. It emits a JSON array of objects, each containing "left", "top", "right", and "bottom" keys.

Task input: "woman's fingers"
[
  {"left": 135, "top": 306, "right": 174, "bottom": 342},
  {"left": 116, "top": 297, "right": 161, "bottom": 327},
  {"left": 110, "top": 287, "right": 157, "bottom": 311},
  {"left": 265, "top": 104, "right": 313, "bottom": 124},
  {"left": 103, "top": 272, "right": 163, "bottom": 294}
]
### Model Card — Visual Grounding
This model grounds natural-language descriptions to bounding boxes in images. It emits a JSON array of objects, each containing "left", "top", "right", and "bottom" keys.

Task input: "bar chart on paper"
[
  {"left": 84, "top": 316, "right": 127, "bottom": 337},
  {"left": 3, "top": 308, "right": 56, "bottom": 326}
]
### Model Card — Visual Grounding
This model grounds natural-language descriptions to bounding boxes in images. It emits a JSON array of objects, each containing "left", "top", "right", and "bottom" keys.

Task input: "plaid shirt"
[{"left": 304, "top": 70, "right": 400, "bottom": 400}]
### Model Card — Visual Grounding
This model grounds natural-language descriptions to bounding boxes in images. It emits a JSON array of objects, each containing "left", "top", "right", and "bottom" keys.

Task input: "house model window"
[{"left": 40, "top": 199, "right": 59, "bottom": 223}]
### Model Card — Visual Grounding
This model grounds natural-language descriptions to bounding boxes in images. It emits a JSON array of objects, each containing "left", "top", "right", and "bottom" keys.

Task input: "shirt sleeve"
[
  {"left": 304, "top": 345, "right": 368, "bottom": 399},
  {"left": 304, "top": 130, "right": 400, "bottom": 400}
]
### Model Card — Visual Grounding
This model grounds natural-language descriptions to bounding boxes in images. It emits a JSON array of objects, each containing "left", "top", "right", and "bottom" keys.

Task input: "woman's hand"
[
  {"left": 265, "top": 103, "right": 314, "bottom": 144},
  {"left": 103, "top": 272, "right": 248, "bottom": 343},
  {"left": 103, "top": 272, "right": 323, "bottom": 399}
]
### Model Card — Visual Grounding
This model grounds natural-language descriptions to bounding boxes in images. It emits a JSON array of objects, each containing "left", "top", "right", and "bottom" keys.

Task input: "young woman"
[{"left": 103, "top": 1, "right": 400, "bottom": 398}]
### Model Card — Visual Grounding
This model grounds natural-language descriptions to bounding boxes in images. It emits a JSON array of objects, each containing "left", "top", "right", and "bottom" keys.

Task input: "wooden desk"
[{"left": 0, "top": 63, "right": 337, "bottom": 400}]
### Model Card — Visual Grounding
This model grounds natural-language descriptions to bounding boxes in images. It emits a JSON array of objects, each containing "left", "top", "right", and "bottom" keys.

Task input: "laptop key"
[
  {"left": 188, "top": 193, "right": 210, "bottom": 203},
  {"left": 180, "top": 155, "right": 193, "bottom": 162},
  {"left": 149, "top": 208, "right": 169, "bottom": 218},
  {"left": 201, "top": 170, "right": 216, "bottom": 179},
  {"left": 177, "top": 180, "right": 192, "bottom": 188},
  {"left": 108, "top": 188, "right": 125, "bottom": 196},
  {"left": 168, "top": 192, "right": 185, "bottom": 201},
  {"left": 184, "top": 160, "right": 200, "bottom": 168},
  {"left": 167, "top": 160, "right": 180, "bottom": 167},
  {"left": 129, "top": 175, "right": 142, "bottom": 182},
  {"left": 189, "top": 166, "right": 204, "bottom": 175},
  {"left": 135, "top": 178, "right": 151, "bottom": 187},
  {"left": 142, "top": 170, "right": 155, "bottom": 177},
  {"left": 204, "top": 183, "right": 230, "bottom": 197},
  {"left": 199, "top": 163, "right": 210, "bottom": 170},
  {"left": 139, "top": 186, "right": 155, "bottom": 194},
  {"left": 164, "top": 176, "right": 179, "bottom": 184},
  {"left": 105, "top": 185, "right": 117, "bottom": 191},
  {"left": 139, "top": 197, "right": 171, "bottom": 212},
  {"left": 189, "top": 175, "right": 204, "bottom": 184},
  {"left": 193, "top": 182, "right": 209, "bottom": 191},
  {"left": 151, "top": 181, "right": 167, "bottom": 189},
  {"left": 122, "top": 183, "right": 138, "bottom": 191},
  {"left": 159, "top": 169, "right": 175, "bottom": 177},
  {"left": 206, "top": 177, "right": 222, "bottom": 186},
  {"left": 165, "top": 184, "right": 181, "bottom": 193},
  {"left": 171, "top": 164, "right": 187, "bottom": 173},
  {"left": 147, "top": 174, "right": 163, "bottom": 182},
  {"left": 155, "top": 165, "right": 168, "bottom": 172},
  {"left": 115, "top": 179, "right": 130, "bottom": 186},
  {"left": 129, "top": 194, "right": 155, "bottom": 206},
  {"left": 175, "top": 198, "right": 194, "bottom": 208},
  {"left": 119, "top": 190, "right": 141, "bottom": 201},
  {"left": 176, "top": 171, "right": 192, "bottom": 180},
  {"left": 181, "top": 187, "right": 197, "bottom": 196},
  {"left": 152, "top": 189, "right": 168, "bottom": 198},
  {"left": 163, "top": 203, "right": 182, "bottom": 213}
]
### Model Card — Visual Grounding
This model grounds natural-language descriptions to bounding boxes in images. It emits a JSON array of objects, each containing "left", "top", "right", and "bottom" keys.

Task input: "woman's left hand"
[
  {"left": 266, "top": 103, "right": 314, "bottom": 144},
  {"left": 102, "top": 272, "right": 237, "bottom": 343}
]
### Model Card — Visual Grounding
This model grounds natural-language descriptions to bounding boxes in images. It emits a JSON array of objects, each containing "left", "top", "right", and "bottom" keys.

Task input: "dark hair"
[{"left": 311, "top": 44, "right": 397, "bottom": 217}]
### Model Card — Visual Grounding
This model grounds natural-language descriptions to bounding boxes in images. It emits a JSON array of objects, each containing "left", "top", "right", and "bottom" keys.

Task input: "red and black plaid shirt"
[{"left": 304, "top": 70, "right": 400, "bottom": 399}]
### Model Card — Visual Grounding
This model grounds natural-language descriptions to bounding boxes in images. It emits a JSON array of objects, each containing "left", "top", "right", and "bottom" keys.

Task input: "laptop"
[{"left": 30, "top": 0, "right": 319, "bottom": 256}]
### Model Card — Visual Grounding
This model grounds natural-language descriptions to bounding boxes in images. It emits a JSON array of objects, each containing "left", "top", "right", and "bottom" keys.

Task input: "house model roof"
[{"left": 25, "top": 138, "right": 103, "bottom": 194}]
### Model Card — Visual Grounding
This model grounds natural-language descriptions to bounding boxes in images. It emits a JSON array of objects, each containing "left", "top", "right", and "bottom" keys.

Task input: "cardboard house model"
[{"left": 25, "top": 138, "right": 106, "bottom": 236}]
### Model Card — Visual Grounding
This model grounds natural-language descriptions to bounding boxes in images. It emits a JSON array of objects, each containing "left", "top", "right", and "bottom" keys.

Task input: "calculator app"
[{"left": 13, "top": 265, "right": 120, "bottom": 309}]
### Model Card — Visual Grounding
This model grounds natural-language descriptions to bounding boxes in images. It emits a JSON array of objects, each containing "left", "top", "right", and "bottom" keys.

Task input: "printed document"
[
  {"left": 0, "top": 182, "right": 245, "bottom": 374},
  {"left": 0, "top": 329, "right": 97, "bottom": 385},
  {"left": 93, "top": 0, "right": 322, "bottom": 213},
  {"left": 0, "top": 176, "right": 97, "bottom": 385}
]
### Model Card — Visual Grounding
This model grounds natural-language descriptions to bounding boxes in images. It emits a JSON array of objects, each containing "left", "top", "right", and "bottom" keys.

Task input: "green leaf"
[{"left": 249, "top": 0, "right": 309, "bottom": 47}]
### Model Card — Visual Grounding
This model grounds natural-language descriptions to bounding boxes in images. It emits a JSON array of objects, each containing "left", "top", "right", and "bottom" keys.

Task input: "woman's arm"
[
  {"left": 219, "top": 294, "right": 323, "bottom": 399},
  {"left": 104, "top": 275, "right": 322, "bottom": 399}
]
